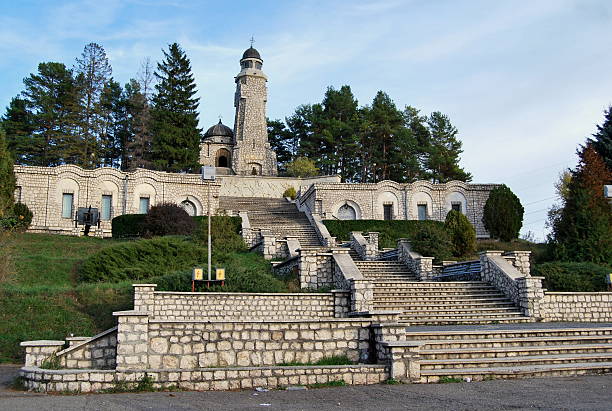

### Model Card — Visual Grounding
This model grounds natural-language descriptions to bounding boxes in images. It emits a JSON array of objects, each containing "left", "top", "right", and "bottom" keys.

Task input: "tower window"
[{"left": 255, "top": 62, "right": 262, "bottom": 70}]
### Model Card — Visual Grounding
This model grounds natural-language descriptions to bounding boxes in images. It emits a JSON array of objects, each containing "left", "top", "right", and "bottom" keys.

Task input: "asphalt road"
[{"left": 1, "top": 365, "right": 611, "bottom": 411}]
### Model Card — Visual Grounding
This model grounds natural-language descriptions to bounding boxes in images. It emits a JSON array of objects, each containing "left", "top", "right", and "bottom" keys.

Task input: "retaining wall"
[{"left": 541, "top": 293, "right": 612, "bottom": 322}]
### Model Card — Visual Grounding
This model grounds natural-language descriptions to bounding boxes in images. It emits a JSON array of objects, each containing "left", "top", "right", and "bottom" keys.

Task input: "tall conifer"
[
  {"left": 589, "top": 106, "right": 612, "bottom": 170},
  {"left": 0, "top": 127, "right": 16, "bottom": 217},
  {"left": 150, "top": 43, "right": 201, "bottom": 172}
]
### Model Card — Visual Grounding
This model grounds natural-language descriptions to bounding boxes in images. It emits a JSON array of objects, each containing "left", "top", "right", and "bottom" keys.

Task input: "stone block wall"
[
  {"left": 397, "top": 239, "right": 434, "bottom": 280},
  {"left": 55, "top": 327, "right": 117, "bottom": 370},
  {"left": 133, "top": 285, "right": 342, "bottom": 320},
  {"left": 218, "top": 174, "right": 339, "bottom": 199},
  {"left": 540, "top": 293, "right": 612, "bottom": 322},
  {"left": 351, "top": 232, "right": 379, "bottom": 260},
  {"left": 147, "top": 319, "right": 374, "bottom": 369},
  {"left": 299, "top": 248, "right": 334, "bottom": 290},
  {"left": 20, "top": 364, "right": 388, "bottom": 393}
]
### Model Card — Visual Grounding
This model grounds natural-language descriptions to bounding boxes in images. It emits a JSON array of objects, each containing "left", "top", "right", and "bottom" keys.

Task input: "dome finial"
[{"left": 250, "top": 36, "right": 255, "bottom": 48}]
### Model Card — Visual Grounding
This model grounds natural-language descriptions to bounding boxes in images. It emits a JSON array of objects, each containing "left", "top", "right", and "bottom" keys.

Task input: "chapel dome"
[
  {"left": 242, "top": 47, "right": 262, "bottom": 61},
  {"left": 203, "top": 120, "right": 233, "bottom": 139}
]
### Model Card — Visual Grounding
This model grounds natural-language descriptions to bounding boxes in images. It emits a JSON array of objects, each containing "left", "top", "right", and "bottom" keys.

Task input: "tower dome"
[
  {"left": 242, "top": 46, "right": 262, "bottom": 61},
  {"left": 203, "top": 119, "right": 233, "bottom": 142}
]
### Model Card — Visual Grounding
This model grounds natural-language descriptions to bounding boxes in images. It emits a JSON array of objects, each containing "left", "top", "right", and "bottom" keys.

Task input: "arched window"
[
  {"left": 180, "top": 200, "right": 197, "bottom": 216},
  {"left": 338, "top": 204, "right": 357, "bottom": 220},
  {"left": 251, "top": 167, "right": 258, "bottom": 175},
  {"left": 216, "top": 149, "right": 231, "bottom": 168}
]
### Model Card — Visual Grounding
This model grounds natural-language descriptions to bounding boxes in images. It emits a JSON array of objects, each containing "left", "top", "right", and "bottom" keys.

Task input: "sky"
[{"left": 1, "top": 0, "right": 612, "bottom": 241}]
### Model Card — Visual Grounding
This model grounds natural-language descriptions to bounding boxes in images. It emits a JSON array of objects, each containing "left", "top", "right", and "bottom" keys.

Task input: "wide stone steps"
[
  {"left": 373, "top": 301, "right": 516, "bottom": 310},
  {"left": 408, "top": 327, "right": 612, "bottom": 381},
  {"left": 405, "top": 317, "right": 532, "bottom": 325}
]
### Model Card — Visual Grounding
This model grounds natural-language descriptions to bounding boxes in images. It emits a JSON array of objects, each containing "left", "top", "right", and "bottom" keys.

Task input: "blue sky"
[{"left": 2, "top": 0, "right": 612, "bottom": 240}]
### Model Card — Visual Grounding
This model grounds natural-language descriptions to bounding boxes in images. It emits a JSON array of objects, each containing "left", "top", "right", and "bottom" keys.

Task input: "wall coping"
[
  {"left": 382, "top": 341, "right": 425, "bottom": 348},
  {"left": 545, "top": 292, "right": 612, "bottom": 296},
  {"left": 20, "top": 340, "right": 65, "bottom": 347},
  {"left": 152, "top": 291, "right": 334, "bottom": 297},
  {"left": 112, "top": 310, "right": 149, "bottom": 317},
  {"left": 488, "top": 255, "right": 524, "bottom": 280},
  {"left": 55, "top": 326, "right": 118, "bottom": 357},
  {"left": 149, "top": 318, "right": 374, "bottom": 325},
  {"left": 133, "top": 284, "right": 157, "bottom": 287}
]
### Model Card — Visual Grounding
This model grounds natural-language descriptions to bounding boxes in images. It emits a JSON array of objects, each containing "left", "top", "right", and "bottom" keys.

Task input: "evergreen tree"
[
  {"left": 589, "top": 106, "right": 612, "bottom": 170},
  {"left": 403, "top": 106, "right": 431, "bottom": 179},
  {"left": 21, "top": 62, "right": 79, "bottom": 166},
  {"left": 425, "top": 112, "right": 472, "bottom": 183},
  {"left": 549, "top": 144, "right": 612, "bottom": 265},
  {"left": 483, "top": 184, "right": 524, "bottom": 241},
  {"left": 74, "top": 42, "right": 112, "bottom": 168},
  {"left": 267, "top": 119, "right": 292, "bottom": 173},
  {"left": 0, "top": 127, "right": 16, "bottom": 218},
  {"left": 150, "top": 43, "right": 201, "bottom": 172},
  {"left": 123, "top": 79, "right": 153, "bottom": 170},
  {"left": 1, "top": 97, "right": 34, "bottom": 163},
  {"left": 98, "top": 79, "right": 125, "bottom": 168}
]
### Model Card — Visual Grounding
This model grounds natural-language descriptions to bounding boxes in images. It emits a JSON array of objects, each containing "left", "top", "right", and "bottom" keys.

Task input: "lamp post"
[{"left": 202, "top": 166, "right": 216, "bottom": 282}]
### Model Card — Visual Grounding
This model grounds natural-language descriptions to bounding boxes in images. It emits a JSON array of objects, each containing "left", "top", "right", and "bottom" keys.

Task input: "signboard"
[
  {"left": 216, "top": 268, "right": 225, "bottom": 281},
  {"left": 201, "top": 166, "right": 216, "bottom": 181},
  {"left": 192, "top": 267, "right": 204, "bottom": 281},
  {"left": 607, "top": 273, "right": 612, "bottom": 285},
  {"left": 76, "top": 207, "right": 99, "bottom": 225},
  {"left": 605, "top": 185, "right": 612, "bottom": 198}
]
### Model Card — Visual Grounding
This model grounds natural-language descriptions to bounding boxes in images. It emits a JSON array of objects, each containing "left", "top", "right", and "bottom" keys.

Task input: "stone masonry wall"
[
  {"left": 55, "top": 328, "right": 117, "bottom": 370},
  {"left": 540, "top": 293, "right": 612, "bottom": 322},
  {"left": 150, "top": 292, "right": 337, "bottom": 320},
  {"left": 20, "top": 364, "right": 388, "bottom": 393},
  {"left": 147, "top": 319, "right": 374, "bottom": 369}
]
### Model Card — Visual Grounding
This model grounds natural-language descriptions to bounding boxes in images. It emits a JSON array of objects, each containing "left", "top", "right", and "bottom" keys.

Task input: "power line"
[
  {"left": 522, "top": 196, "right": 556, "bottom": 206},
  {"left": 524, "top": 208, "right": 548, "bottom": 215}
]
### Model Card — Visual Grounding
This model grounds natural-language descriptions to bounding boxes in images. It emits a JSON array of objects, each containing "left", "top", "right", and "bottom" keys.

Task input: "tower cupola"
[{"left": 238, "top": 46, "right": 265, "bottom": 78}]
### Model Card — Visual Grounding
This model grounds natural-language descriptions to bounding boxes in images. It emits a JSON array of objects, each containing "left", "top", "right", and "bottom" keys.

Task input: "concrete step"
[
  {"left": 402, "top": 317, "right": 532, "bottom": 325},
  {"left": 420, "top": 353, "right": 612, "bottom": 370},
  {"left": 420, "top": 344, "right": 612, "bottom": 359},
  {"left": 419, "top": 362, "right": 612, "bottom": 383}
]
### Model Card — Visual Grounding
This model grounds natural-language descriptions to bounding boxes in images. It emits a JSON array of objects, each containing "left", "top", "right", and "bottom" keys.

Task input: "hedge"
[
  {"left": 533, "top": 262, "right": 611, "bottom": 292},
  {"left": 112, "top": 214, "right": 241, "bottom": 239}
]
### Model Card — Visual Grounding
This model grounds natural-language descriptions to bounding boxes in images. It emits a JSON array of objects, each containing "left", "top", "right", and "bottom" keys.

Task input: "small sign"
[
  {"left": 192, "top": 267, "right": 204, "bottom": 281},
  {"left": 216, "top": 268, "right": 225, "bottom": 281},
  {"left": 607, "top": 273, "right": 612, "bottom": 285},
  {"left": 202, "top": 166, "right": 216, "bottom": 181}
]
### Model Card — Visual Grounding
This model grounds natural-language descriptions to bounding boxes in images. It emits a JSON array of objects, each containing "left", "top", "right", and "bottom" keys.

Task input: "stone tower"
[{"left": 231, "top": 47, "right": 278, "bottom": 176}]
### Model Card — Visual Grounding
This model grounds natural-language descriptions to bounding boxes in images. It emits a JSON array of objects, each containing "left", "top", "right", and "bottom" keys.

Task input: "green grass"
[
  {"left": 307, "top": 380, "right": 346, "bottom": 388},
  {"left": 438, "top": 376, "right": 463, "bottom": 383}
]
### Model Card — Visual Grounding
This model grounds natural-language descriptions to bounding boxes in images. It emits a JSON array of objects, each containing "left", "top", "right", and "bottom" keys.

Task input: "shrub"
[
  {"left": 193, "top": 216, "right": 245, "bottom": 252},
  {"left": 282, "top": 186, "right": 297, "bottom": 200},
  {"left": 11, "top": 203, "right": 33, "bottom": 231},
  {"left": 143, "top": 203, "right": 196, "bottom": 237},
  {"left": 444, "top": 210, "right": 476, "bottom": 257},
  {"left": 483, "top": 185, "right": 524, "bottom": 241},
  {"left": 286, "top": 157, "right": 319, "bottom": 178},
  {"left": 322, "top": 219, "right": 446, "bottom": 249},
  {"left": 112, "top": 214, "right": 146, "bottom": 238},
  {"left": 411, "top": 224, "right": 453, "bottom": 262},
  {"left": 533, "top": 262, "right": 611, "bottom": 292}
]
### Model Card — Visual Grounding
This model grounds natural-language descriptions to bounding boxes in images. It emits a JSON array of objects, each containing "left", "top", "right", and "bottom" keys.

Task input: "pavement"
[{"left": 1, "top": 364, "right": 611, "bottom": 411}]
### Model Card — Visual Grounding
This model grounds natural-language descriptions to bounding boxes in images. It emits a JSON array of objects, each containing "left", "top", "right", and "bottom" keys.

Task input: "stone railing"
[
  {"left": 332, "top": 248, "right": 374, "bottom": 313},
  {"left": 351, "top": 232, "right": 379, "bottom": 260},
  {"left": 479, "top": 251, "right": 544, "bottom": 318},
  {"left": 239, "top": 212, "right": 259, "bottom": 248},
  {"left": 397, "top": 239, "right": 434, "bottom": 280},
  {"left": 134, "top": 284, "right": 345, "bottom": 320},
  {"left": 308, "top": 213, "right": 337, "bottom": 247}
]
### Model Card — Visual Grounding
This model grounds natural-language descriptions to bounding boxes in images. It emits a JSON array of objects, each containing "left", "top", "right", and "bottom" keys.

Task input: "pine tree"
[
  {"left": 589, "top": 106, "right": 612, "bottom": 170},
  {"left": 150, "top": 43, "right": 201, "bottom": 172},
  {"left": 425, "top": 112, "right": 471, "bottom": 183},
  {"left": 21, "top": 62, "right": 79, "bottom": 166},
  {"left": 74, "top": 42, "right": 112, "bottom": 168},
  {"left": 1, "top": 97, "right": 34, "bottom": 164},
  {"left": 267, "top": 119, "right": 292, "bottom": 173},
  {"left": 98, "top": 79, "right": 124, "bottom": 168},
  {"left": 548, "top": 144, "right": 612, "bottom": 264},
  {"left": 0, "top": 127, "right": 16, "bottom": 218},
  {"left": 123, "top": 79, "right": 153, "bottom": 170}
]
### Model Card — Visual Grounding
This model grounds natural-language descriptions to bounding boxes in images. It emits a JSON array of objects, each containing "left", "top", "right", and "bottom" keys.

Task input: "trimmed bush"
[
  {"left": 193, "top": 216, "right": 245, "bottom": 252},
  {"left": 11, "top": 202, "right": 33, "bottom": 231},
  {"left": 282, "top": 186, "right": 297, "bottom": 200},
  {"left": 112, "top": 214, "right": 145, "bottom": 238},
  {"left": 322, "top": 219, "right": 446, "bottom": 249},
  {"left": 533, "top": 262, "right": 611, "bottom": 292},
  {"left": 483, "top": 185, "right": 524, "bottom": 241},
  {"left": 411, "top": 224, "right": 453, "bottom": 262},
  {"left": 444, "top": 210, "right": 476, "bottom": 257},
  {"left": 143, "top": 203, "right": 196, "bottom": 237}
]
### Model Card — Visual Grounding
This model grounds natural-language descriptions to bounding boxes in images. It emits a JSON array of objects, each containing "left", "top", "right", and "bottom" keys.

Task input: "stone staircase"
[
  {"left": 219, "top": 196, "right": 322, "bottom": 247},
  {"left": 355, "top": 261, "right": 418, "bottom": 281},
  {"left": 406, "top": 326, "right": 612, "bottom": 382},
  {"left": 373, "top": 280, "right": 529, "bottom": 325}
]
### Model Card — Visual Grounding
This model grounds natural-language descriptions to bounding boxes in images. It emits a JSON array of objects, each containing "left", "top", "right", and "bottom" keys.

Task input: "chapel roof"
[
  {"left": 242, "top": 47, "right": 262, "bottom": 61},
  {"left": 203, "top": 120, "right": 233, "bottom": 139}
]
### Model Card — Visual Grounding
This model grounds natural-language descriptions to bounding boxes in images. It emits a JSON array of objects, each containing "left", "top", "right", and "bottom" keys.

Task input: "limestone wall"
[
  {"left": 540, "top": 293, "right": 612, "bottom": 322},
  {"left": 14, "top": 165, "right": 221, "bottom": 237},
  {"left": 55, "top": 327, "right": 117, "bottom": 370},
  {"left": 20, "top": 364, "right": 388, "bottom": 393},
  {"left": 150, "top": 291, "right": 337, "bottom": 320},
  {"left": 298, "top": 180, "right": 499, "bottom": 238},
  {"left": 147, "top": 319, "right": 373, "bottom": 369},
  {"left": 217, "top": 174, "right": 339, "bottom": 199}
]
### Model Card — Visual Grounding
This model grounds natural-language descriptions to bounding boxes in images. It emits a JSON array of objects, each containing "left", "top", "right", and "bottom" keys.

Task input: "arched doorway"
[
  {"left": 180, "top": 200, "right": 197, "bottom": 216},
  {"left": 338, "top": 203, "right": 357, "bottom": 220},
  {"left": 216, "top": 148, "right": 231, "bottom": 168}
]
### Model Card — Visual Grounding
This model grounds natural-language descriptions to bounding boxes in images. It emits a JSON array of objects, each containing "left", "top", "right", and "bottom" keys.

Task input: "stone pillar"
[
  {"left": 20, "top": 340, "right": 65, "bottom": 367},
  {"left": 371, "top": 323, "right": 407, "bottom": 363},
  {"left": 113, "top": 310, "right": 149, "bottom": 371},
  {"left": 415, "top": 257, "right": 435, "bottom": 280},
  {"left": 299, "top": 248, "right": 319, "bottom": 289},
  {"left": 133, "top": 284, "right": 156, "bottom": 313},
  {"left": 350, "top": 279, "right": 374, "bottom": 313},
  {"left": 387, "top": 344, "right": 422, "bottom": 382},
  {"left": 517, "top": 276, "right": 545, "bottom": 318},
  {"left": 505, "top": 251, "right": 531, "bottom": 276},
  {"left": 331, "top": 290, "right": 351, "bottom": 318},
  {"left": 261, "top": 230, "right": 276, "bottom": 260},
  {"left": 478, "top": 250, "right": 504, "bottom": 283}
]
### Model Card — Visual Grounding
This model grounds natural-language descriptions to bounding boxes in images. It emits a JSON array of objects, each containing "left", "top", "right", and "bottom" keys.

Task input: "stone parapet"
[
  {"left": 397, "top": 239, "right": 434, "bottom": 280},
  {"left": 540, "top": 293, "right": 612, "bottom": 322},
  {"left": 350, "top": 232, "right": 379, "bottom": 260},
  {"left": 20, "top": 340, "right": 65, "bottom": 367},
  {"left": 113, "top": 311, "right": 149, "bottom": 371}
]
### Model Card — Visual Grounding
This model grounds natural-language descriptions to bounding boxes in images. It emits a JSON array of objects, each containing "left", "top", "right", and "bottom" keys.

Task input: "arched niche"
[
  {"left": 133, "top": 182, "right": 157, "bottom": 213},
  {"left": 56, "top": 177, "right": 80, "bottom": 220},
  {"left": 332, "top": 200, "right": 362, "bottom": 220},
  {"left": 248, "top": 163, "right": 262, "bottom": 176},
  {"left": 176, "top": 195, "right": 203, "bottom": 216},
  {"left": 445, "top": 191, "right": 468, "bottom": 215},
  {"left": 216, "top": 148, "right": 231, "bottom": 168},
  {"left": 411, "top": 191, "right": 433, "bottom": 220},
  {"left": 376, "top": 191, "right": 399, "bottom": 220}
]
